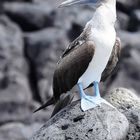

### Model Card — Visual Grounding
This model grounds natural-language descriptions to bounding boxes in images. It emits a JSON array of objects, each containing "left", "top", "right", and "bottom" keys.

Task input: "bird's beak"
[{"left": 59, "top": 0, "right": 99, "bottom": 7}]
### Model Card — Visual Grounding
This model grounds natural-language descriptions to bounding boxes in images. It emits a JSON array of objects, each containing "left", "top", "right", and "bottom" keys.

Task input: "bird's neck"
[{"left": 89, "top": 1, "right": 116, "bottom": 29}]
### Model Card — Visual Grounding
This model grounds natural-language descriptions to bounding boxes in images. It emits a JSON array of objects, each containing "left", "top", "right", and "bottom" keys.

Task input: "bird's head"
[
  {"left": 59, "top": 0, "right": 103, "bottom": 8},
  {"left": 59, "top": 0, "right": 116, "bottom": 8}
]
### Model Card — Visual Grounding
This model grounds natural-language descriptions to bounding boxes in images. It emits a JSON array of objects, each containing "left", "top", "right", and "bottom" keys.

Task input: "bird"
[{"left": 34, "top": 0, "right": 121, "bottom": 116}]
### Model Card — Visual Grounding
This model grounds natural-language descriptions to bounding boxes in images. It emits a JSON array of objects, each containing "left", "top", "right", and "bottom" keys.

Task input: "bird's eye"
[{"left": 76, "top": 41, "right": 79, "bottom": 45}]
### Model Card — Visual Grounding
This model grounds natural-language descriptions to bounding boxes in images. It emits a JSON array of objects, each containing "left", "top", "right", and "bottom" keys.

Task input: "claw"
[
  {"left": 81, "top": 95, "right": 100, "bottom": 111},
  {"left": 78, "top": 82, "right": 115, "bottom": 111},
  {"left": 81, "top": 95, "right": 115, "bottom": 111}
]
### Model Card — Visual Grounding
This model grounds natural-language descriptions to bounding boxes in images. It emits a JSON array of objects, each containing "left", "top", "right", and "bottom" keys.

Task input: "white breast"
[
  {"left": 77, "top": 4, "right": 117, "bottom": 89},
  {"left": 78, "top": 26, "right": 116, "bottom": 89}
]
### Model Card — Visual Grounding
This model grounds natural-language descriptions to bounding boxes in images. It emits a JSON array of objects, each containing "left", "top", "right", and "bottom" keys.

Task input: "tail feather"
[
  {"left": 33, "top": 97, "right": 55, "bottom": 113},
  {"left": 33, "top": 92, "right": 74, "bottom": 116},
  {"left": 51, "top": 92, "right": 74, "bottom": 117}
]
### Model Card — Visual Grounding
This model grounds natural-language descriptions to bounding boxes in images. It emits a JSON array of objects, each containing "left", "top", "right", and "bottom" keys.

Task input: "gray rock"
[
  {"left": 0, "top": 122, "right": 43, "bottom": 140},
  {"left": 30, "top": 101, "right": 129, "bottom": 140},
  {"left": 133, "top": 10, "right": 140, "bottom": 23},
  {"left": 0, "top": 100, "right": 52, "bottom": 125},
  {"left": 33, "top": 0, "right": 90, "bottom": 32},
  {"left": 54, "top": 6, "right": 93, "bottom": 32},
  {"left": 0, "top": 15, "right": 31, "bottom": 103},
  {"left": 107, "top": 44, "right": 140, "bottom": 94},
  {"left": 117, "top": 31, "right": 140, "bottom": 48},
  {"left": 117, "top": 0, "right": 140, "bottom": 9},
  {"left": 3, "top": 2, "right": 54, "bottom": 31},
  {"left": 0, "top": 15, "right": 33, "bottom": 124},
  {"left": 116, "top": 11, "right": 129, "bottom": 30},
  {"left": 24, "top": 28, "right": 69, "bottom": 102},
  {"left": 33, "top": 0, "right": 63, "bottom": 8},
  {"left": 1, "top": 0, "right": 31, "bottom": 2},
  {"left": 128, "top": 10, "right": 140, "bottom": 32},
  {"left": 105, "top": 88, "right": 140, "bottom": 140}
]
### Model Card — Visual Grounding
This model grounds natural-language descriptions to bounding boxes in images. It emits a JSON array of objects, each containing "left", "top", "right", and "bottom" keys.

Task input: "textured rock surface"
[
  {"left": 117, "top": 0, "right": 140, "bottom": 9},
  {"left": 117, "top": 31, "right": 140, "bottom": 47},
  {"left": 24, "top": 28, "right": 69, "bottom": 102},
  {"left": 116, "top": 11, "right": 129, "bottom": 30},
  {"left": 3, "top": 2, "right": 54, "bottom": 31},
  {"left": 0, "top": 15, "right": 50, "bottom": 126},
  {"left": 0, "top": 122, "right": 42, "bottom": 140},
  {"left": 0, "top": 15, "right": 30, "bottom": 100},
  {"left": 0, "top": 15, "right": 32, "bottom": 124},
  {"left": 31, "top": 101, "right": 129, "bottom": 140},
  {"left": 108, "top": 44, "right": 140, "bottom": 94},
  {"left": 105, "top": 88, "right": 140, "bottom": 140}
]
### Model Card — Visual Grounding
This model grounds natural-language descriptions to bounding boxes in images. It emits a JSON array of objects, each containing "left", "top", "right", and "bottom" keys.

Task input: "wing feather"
[{"left": 53, "top": 41, "right": 95, "bottom": 100}]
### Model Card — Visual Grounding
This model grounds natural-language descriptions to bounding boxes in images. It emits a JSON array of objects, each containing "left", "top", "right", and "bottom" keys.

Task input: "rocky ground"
[
  {"left": 0, "top": 0, "right": 139, "bottom": 140},
  {"left": 31, "top": 88, "right": 140, "bottom": 140}
]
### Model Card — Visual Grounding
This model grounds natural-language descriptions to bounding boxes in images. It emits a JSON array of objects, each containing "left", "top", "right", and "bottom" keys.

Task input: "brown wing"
[
  {"left": 53, "top": 41, "right": 95, "bottom": 100},
  {"left": 61, "top": 25, "right": 91, "bottom": 59},
  {"left": 61, "top": 36, "right": 86, "bottom": 58},
  {"left": 101, "top": 37, "right": 121, "bottom": 82}
]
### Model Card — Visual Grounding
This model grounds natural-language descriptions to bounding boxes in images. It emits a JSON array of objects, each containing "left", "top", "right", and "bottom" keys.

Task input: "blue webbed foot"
[
  {"left": 78, "top": 82, "right": 114, "bottom": 111},
  {"left": 80, "top": 95, "right": 101, "bottom": 111}
]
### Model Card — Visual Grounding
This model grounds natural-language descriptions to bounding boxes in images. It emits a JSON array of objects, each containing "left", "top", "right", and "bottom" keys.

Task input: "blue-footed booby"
[{"left": 34, "top": 0, "right": 121, "bottom": 115}]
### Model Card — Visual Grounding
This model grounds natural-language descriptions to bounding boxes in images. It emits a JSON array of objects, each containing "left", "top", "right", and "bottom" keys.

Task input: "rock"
[
  {"left": 116, "top": 11, "right": 129, "bottom": 30},
  {"left": 7, "top": 0, "right": 31, "bottom": 2},
  {"left": 128, "top": 10, "right": 140, "bottom": 32},
  {"left": 3, "top": 2, "right": 54, "bottom": 31},
  {"left": 105, "top": 88, "right": 140, "bottom": 140},
  {"left": 33, "top": 0, "right": 63, "bottom": 8},
  {"left": 30, "top": 101, "right": 129, "bottom": 140},
  {"left": 0, "top": 0, "right": 31, "bottom": 2},
  {"left": 133, "top": 10, "right": 140, "bottom": 23},
  {"left": 107, "top": 44, "right": 140, "bottom": 94},
  {"left": 33, "top": 0, "right": 93, "bottom": 29},
  {"left": 0, "top": 122, "right": 42, "bottom": 140},
  {"left": 117, "top": 0, "right": 140, "bottom": 10},
  {"left": 0, "top": 15, "right": 33, "bottom": 124},
  {"left": 0, "top": 15, "right": 31, "bottom": 103},
  {"left": 117, "top": 31, "right": 140, "bottom": 48},
  {"left": 24, "top": 28, "right": 69, "bottom": 102},
  {"left": 0, "top": 100, "right": 52, "bottom": 126}
]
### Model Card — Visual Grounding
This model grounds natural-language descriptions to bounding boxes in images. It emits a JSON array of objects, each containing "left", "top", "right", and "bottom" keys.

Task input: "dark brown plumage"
[{"left": 53, "top": 41, "right": 95, "bottom": 100}]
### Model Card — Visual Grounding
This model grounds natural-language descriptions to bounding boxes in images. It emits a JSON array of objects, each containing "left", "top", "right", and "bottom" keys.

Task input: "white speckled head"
[
  {"left": 59, "top": 0, "right": 101, "bottom": 7},
  {"left": 59, "top": 0, "right": 116, "bottom": 7}
]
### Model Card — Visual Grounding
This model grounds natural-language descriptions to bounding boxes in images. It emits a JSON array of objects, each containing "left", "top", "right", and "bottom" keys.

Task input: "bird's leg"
[
  {"left": 78, "top": 82, "right": 114, "bottom": 111},
  {"left": 93, "top": 81, "right": 100, "bottom": 97},
  {"left": 78, "top": 82, "right": 100, "bottom": 111},
  {"left": 93, "top": 81, "right": 115, "bottom": 108},
  {"left": 78, "top": 82, "right": 86, "bottom": 99}
]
